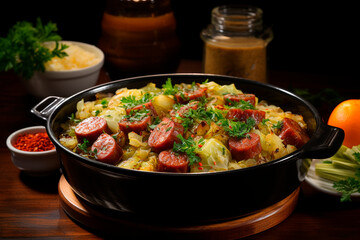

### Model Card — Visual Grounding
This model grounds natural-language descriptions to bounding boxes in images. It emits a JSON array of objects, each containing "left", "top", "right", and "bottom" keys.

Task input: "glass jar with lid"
[
  {"left": 201, "top": 5, "right": 273, "bottom": 83},
  {"left": 98, "top": 0, "right": 180, "bottom": 79}
]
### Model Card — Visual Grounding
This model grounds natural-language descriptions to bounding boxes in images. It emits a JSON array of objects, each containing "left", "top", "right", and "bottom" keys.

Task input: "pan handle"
[
  {"left": 301, "top": 123, "right": 344, "bottom": 159},
  {"left": 31, "top": 96, "right": 65, "bottom": 122}
]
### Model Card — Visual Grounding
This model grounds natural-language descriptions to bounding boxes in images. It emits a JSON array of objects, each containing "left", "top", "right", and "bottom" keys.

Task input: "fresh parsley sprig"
[
  {"left": 220, "top": 117, "right": 256, "bottom": 138},
  {"left": 77, "top": 138, "right": 97, "bottom": 158},
  {"left": 120, "top": 92, "right": 153, "bottom": 109},
  {"left": 173, "top": 134, "right": 204, "bottom": 165},
  {"left": 69, "top": 113, "right": 81, "bottom": 124},
  {"left": 333, "top": 172, "right": 360, "bottom": 202},
  {"left": 333, "top": 152, "right": 360, "bottom": 202},
  {"left": 123, "top": 108, "right": 150, "bottom": 122},
  {"left": 225, "top": 99, "right": 255, "bottom": 110},
  {"left": 174, "top": 103, "right": 225, "bottom": 132},
  {"left": 272, "top": 121, "right": 283, "bottom": 129},
  {"left": 162, "top": 78, "right": 179, "bottom": 95},
  {"left": 0, "top": 18, "right": 68, "bottom": 79}
]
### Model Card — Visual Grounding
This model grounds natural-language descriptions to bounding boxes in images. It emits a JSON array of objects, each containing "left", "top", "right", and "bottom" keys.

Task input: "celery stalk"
[
  {"left": 314, "top": 145, "right": 360, "bottom": 202},
  {"left": 332, "top": 145, "right": 350, "bottom": 160},
  {"left": 330, "top": 156, "right": 354, "bottom": 164},
  {"left": 315, "top": 163, "right": 356, "bottom": 182},
  {"left": 332, "top": 160, "right": 359, "bottom": 171}
]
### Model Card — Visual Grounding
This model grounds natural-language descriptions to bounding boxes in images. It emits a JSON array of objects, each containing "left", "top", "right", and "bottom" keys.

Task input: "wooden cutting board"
[{"left": 58, "top": 175, "right": 299, "bottom": 239}]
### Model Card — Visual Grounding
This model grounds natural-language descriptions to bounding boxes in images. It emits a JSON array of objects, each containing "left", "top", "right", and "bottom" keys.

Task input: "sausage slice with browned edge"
[
  {"left": 224, "top": 93, "right": 256, "bottom": 106},
  {"left": 91, "top": 133, "right": 123, "bottom": 165},
  {"left": 229, "top": 133, "right": 262, "bottom": 161},
  {"left": 170, "top": 101, "right": 199, "bottom": 118},
  {"left": 125, "top": 101, "right": 157, "bottom": 116},
  {"left": 118, "top": 115, "right": 151, "bottom": 133},
  {"left": 226, "top": 109, "right": 266, "bottom": 124},
  {"left": 175, "top": 87, "right": 207, "bottom": 103},
  {"left": 279, "top": 117, "right": 310, "bottom": 148},
  {"left": 75, "top": 116, "right": 109, "bottom": 143},
  {"left": 148, "top": 117, "right": 184, "bottom": 152},
  {"left": 158, "top": 150, "right": 189, "bottom": 173}
]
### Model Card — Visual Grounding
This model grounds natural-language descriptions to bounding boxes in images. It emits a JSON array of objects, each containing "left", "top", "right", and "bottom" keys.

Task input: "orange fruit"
[{"left": 327, "top": 99, "right": 360, "bottom": 148}]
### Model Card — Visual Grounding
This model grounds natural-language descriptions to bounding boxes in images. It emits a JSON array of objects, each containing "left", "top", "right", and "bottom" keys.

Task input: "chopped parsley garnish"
[
  {"left": 149, "top": 116, "right": 161, "bottom": 130},
  {"left": 175, "top": 114, "right": 194, "bottom": 132},
  {"left": 174, "top": 103, "right": 225, "bottom": 132},
  {"left": 175, "top": 100, "right": 255, "bottom": 139},
  {"left": 202, "top": 79, "right": 209, "bottom": 84},
  {"left": 77, "top": 138, "right": 97, "bottom": 158},
  {"left": 77, "top": 138, "right": 90, "bottom": 152},
  {"left": 0, "top": 18, "right": 68, "bottom": 80},
  {"left": 272, "top": 121, "right": 283, "bottom": 129},
  {"left": 225, "top": 99, "right": 255, "bottom": 110},
  {"left": 261, "top": 118, "right": 270, "bottom": 125},
  {"left": 220, "top": 117, "right": 256, "bottom": 138},
  {"left": 162, "top": 78, "right": 179, "bottom": 95},
  {"left": 123, "top": 108, "right": 150, "bottom": 122},
  {"left": 333, "top": 174, "right": 360, "bottom": 202},
  {"left": 121, "top": 92, "right": 153, "bottom": 109},
  {"left": 354, "top": 152, "right": 360, "bottom": 163},
  {"left": 173, "top": 134, "right": 204, "bottom": 165},
  {"left": 333, "top": 152, "right": 360, "bottom": 202},
  {"left": 101, "top": 99, "right": 108, "bottom": 108},
  {"left": 69, "top": 113, "right": 81, "bottom": 123}
]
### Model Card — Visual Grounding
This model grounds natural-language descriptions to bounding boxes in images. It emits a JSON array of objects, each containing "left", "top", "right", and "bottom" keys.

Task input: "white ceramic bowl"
[
  {"left": 6, "top": 126, "right": 60, "bottom": 176},
  {"left": 24, "top": 41, "right": 104, "bottom": 99}
]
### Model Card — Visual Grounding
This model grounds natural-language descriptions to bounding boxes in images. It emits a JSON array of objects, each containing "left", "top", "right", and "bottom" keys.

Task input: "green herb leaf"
[
  {"left": 220, "top": 117, "right": 256, "bottom": 138},
  {"left": 0, "top": 18, "right": 68, "bottom": 79},
  {"left": 162, "top": 78, "right": 179, "bottom": 95},
  {"left": 225, "top": 99, "right": 255, "bottom": 110},
  {"left": 272, "top": 121, "right": 283, "bottom": 129},
  {"left": 333, "top": 176, "right": 360, "bottom": 202},
  {"left": 354, "top": 152, "right": 360, "bottom": 163},
  {"left": 123, "top": 108, "right": 150, "bottom": 122},
  {"left": 69, "top": 113, "right": 81, "bottom": 123},
  {"left": 149, "top": 116, "right": 161, "bottom": 130},
  {"left": 202, "top": 79, "right": 209, "bottom": 84},
  {"left": 174, "top": 103, "right": 225, "bottom": 132},
  {"left": 330, "top": 150, "right": 360, "bottom": 202},
  {"left": 173, "top": 134, "right": 203, "bottom": 165},
  {"left": 121, "top": 92, "right": 153, "bottom": 109},
  {"left": 77, "top": 139, "right": 91, "bottom": 152},
  {"left": 101, "top": 99, "right": 108, "bottom": 108}
]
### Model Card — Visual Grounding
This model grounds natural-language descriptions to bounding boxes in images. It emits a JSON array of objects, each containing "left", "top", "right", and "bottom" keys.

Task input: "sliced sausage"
[
  {"left": 175, "top": 88, "right": 207, "bottom": 103},
  {"left": 229, "top": 133, "right": 262, "bottom": 161},
  {"left": 91, "top": 133, "right": 123, "bottom": 165},
  {"left": 158, "top": 150, "right": 189, "bottom": 173},
  {"left": 148, "top": 117, "right": 184, "bottom": 152},
  {"left": 279, "top": 118, "right": 310, "bottom": 148},
  {"left": 226, "top": 109, "right": 266, "bottom": 124},
  {"left": 170, "top": 101, "right": 199, "bottom": 118},
  {"left": 75, "top": 116, "right": 108, "bottom": 143},
  {"left": 125, "top": 101, "right": 157, "bottom": 116},
  {"left": 118, "top": 115, "right": 151, "bottom": 133},
  {"left": 224, "top": 93, "right": 256, "bottom": 106}
]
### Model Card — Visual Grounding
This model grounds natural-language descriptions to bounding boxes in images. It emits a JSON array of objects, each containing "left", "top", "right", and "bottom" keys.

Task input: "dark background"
[{"left": 0, "top": 0, "right": 358, "bottom": 82}]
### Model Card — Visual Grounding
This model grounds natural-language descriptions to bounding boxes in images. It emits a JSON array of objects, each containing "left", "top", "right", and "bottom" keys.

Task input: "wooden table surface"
[{"left": 0, "top": 60, "right": 359, "bottom": 239}]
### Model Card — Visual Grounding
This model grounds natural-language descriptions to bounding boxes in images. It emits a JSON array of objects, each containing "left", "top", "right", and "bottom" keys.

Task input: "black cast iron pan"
[{"left": 32, "top": 73, "right": 344, "bottom": 223}]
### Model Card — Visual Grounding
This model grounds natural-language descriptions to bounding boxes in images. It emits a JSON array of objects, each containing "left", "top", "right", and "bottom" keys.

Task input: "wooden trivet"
[{"left": 58, "top": 175, "right": 299, "bottom": 239}]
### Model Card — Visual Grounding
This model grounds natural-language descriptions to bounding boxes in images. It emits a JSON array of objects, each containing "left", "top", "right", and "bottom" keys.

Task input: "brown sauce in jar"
[
  {"left": 203, "top": 37, "right": 267, "bottom": 83},
  {"left": 98, "top": 12, "right": 180, "bottom": 78}
]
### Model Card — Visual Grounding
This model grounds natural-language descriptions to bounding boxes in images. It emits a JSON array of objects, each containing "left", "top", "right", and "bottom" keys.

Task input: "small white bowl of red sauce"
[{"left": 6, "top": 126, "right": 60, "bottom": 176}]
